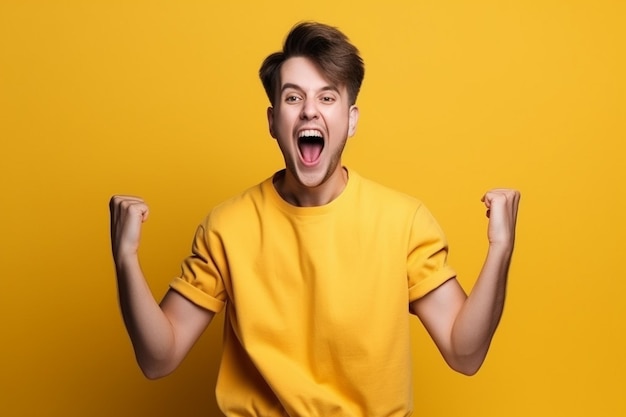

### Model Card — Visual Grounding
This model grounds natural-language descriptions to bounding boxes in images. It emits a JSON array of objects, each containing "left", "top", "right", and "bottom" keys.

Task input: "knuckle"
[{"left": 120, "top": 199, "right": 132, "bottom": 210}]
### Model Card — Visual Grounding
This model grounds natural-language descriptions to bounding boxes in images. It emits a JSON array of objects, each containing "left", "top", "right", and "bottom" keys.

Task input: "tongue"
[{"left": 300, "top": 142, "right": 323, "bottom": 163}]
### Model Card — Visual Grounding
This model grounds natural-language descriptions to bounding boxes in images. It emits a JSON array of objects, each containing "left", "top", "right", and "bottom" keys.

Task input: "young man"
[{"left": 109, "top": 22, "right": 520, "bottom": 416}]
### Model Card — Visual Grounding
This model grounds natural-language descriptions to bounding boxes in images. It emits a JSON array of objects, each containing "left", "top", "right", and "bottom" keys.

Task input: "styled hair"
[{"left": 259, "top": 22, "right": 364, "bottom": 106}]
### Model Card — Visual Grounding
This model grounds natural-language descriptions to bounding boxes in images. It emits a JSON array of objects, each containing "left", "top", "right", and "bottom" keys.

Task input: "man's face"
[{"left": 267, "top": 56, "right": 359, "bottom": 190}]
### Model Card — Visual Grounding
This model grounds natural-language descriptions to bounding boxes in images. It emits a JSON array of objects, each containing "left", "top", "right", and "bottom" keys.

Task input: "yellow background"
[{"left": 1, "top": 1, "right": 624, "bottom": 416}]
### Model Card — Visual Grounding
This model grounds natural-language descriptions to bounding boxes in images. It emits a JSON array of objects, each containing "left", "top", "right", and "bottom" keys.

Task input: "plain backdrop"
[{"left": 1, "top": 1, "right": 624, "bottom": 416}]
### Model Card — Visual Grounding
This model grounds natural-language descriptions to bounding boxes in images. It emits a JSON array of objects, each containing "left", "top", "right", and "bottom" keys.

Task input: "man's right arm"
[{"left": 110, "top": 195, "right": 214, "bottom": 379}]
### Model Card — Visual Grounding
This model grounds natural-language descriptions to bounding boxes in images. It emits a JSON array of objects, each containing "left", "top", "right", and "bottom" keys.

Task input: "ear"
[
  {"left": 267, "top": 106, "right": 276, "bottom": 139},
  {"left": 348, "top": 105, "right": 359, "bottom": 137}
]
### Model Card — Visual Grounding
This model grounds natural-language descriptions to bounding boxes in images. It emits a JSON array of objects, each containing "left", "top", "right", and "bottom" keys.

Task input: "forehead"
[{"left": 279, "top": 57, "right": 344, "bottom": 93}]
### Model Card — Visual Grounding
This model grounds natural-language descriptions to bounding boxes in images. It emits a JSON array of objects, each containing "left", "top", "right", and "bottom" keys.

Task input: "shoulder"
[
  {"left": 351, "top": 171, "right": 424, "bottom": 211},
  {"left": 202, "top": 177, "right": 272, "bottom": 229}
]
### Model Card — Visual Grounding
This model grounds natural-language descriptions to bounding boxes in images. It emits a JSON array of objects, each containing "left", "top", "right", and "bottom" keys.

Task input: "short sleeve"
[
  {"left": 169, "top": 216, "right": 229, "bottom": 313},
  {"left": 407, "top": 203, "right": 457, "bottom": 301}
]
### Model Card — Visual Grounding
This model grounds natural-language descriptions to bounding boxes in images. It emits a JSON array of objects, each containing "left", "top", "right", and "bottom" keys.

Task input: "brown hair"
[{"left": 259, "top": 22, "right": 364, "bottom": 106}]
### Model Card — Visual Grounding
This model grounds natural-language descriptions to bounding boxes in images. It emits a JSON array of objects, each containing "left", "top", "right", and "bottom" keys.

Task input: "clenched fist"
[
  {"left": 481, "top": 189, "right": 520, "bottom": 249},
  {"left": 109, "top": 195, "right": 150, "bottom": 263}
]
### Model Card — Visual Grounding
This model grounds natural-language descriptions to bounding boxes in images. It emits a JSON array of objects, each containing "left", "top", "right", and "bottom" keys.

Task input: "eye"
[
  {"left": 285, "top": 95, "right": 302, "bottom": 103},
  {"left": 320, "top": 95, "right": 336, "bottom": 103}
]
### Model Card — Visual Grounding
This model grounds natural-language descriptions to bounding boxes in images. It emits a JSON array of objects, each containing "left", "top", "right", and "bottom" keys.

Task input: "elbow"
[
  {"left": 137, "top": 355, "right": 177, "bottom": 380},
  {"left": 447, "top": 334, "right": 492, "bottom": 376},
  {"left": 451, "top": 361, "right": 482, "bottom": 376},
  {"left": 446, "top": 353, "right": 485, "bottom": 376},
  {"left": 141, "top": 366, "right": 171, "bottom": 380}
]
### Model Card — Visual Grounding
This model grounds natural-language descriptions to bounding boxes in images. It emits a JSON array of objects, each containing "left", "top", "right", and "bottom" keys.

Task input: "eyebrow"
[{"left": 280, "top": 83, "right": 340, "bottom": 94}]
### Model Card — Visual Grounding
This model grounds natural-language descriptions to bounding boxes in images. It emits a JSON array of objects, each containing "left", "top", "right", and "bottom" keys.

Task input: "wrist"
[
  {"left": 114, "top": 252, "right": 140, "bottom": 272},
  {"left": 487, "top": 241, "right": 514, "bottom": 258}
]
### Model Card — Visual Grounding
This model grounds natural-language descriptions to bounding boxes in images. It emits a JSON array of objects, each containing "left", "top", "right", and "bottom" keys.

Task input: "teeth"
[{"left": 299, "top": 129, "right": 323, "bottom": 138}]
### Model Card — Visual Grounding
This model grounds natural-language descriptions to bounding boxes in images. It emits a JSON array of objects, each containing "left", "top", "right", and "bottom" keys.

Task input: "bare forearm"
[
  {"left": 115, "top": 255, "right": 177, "bottom": 378},
  {"left": 450, "top": 244, "right": 512, "bottom": 373},
  {"left": 109, "top": 196, "right": 214, "bottom": 378},
  {"left": 411, "top": 189, "right": 519, "bottom": 375}
]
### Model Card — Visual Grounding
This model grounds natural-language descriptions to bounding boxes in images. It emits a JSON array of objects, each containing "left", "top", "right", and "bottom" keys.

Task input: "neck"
[{"left": 274, "top": 167, "right": 349, "bottom": 207}]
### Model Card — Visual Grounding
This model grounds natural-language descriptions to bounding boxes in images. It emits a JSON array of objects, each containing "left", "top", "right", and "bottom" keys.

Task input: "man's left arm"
[{"left": 409, "top": 189, "right": 520, "bottom": 375}]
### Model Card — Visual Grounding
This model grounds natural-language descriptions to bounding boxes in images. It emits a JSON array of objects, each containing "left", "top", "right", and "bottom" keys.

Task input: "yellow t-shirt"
[{"left": 170, "top": 169, "right": 456, "bottom": 417}]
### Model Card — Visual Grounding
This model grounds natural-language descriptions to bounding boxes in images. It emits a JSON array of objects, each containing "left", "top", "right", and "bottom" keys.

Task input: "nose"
[{"left": 300, "top": 98, "right": 319, "bottom": 120}]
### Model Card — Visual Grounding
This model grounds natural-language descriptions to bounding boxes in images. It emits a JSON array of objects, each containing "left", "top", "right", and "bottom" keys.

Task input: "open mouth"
[{"left": 298, "top": 129, "right": 324, "bottom": 164}]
